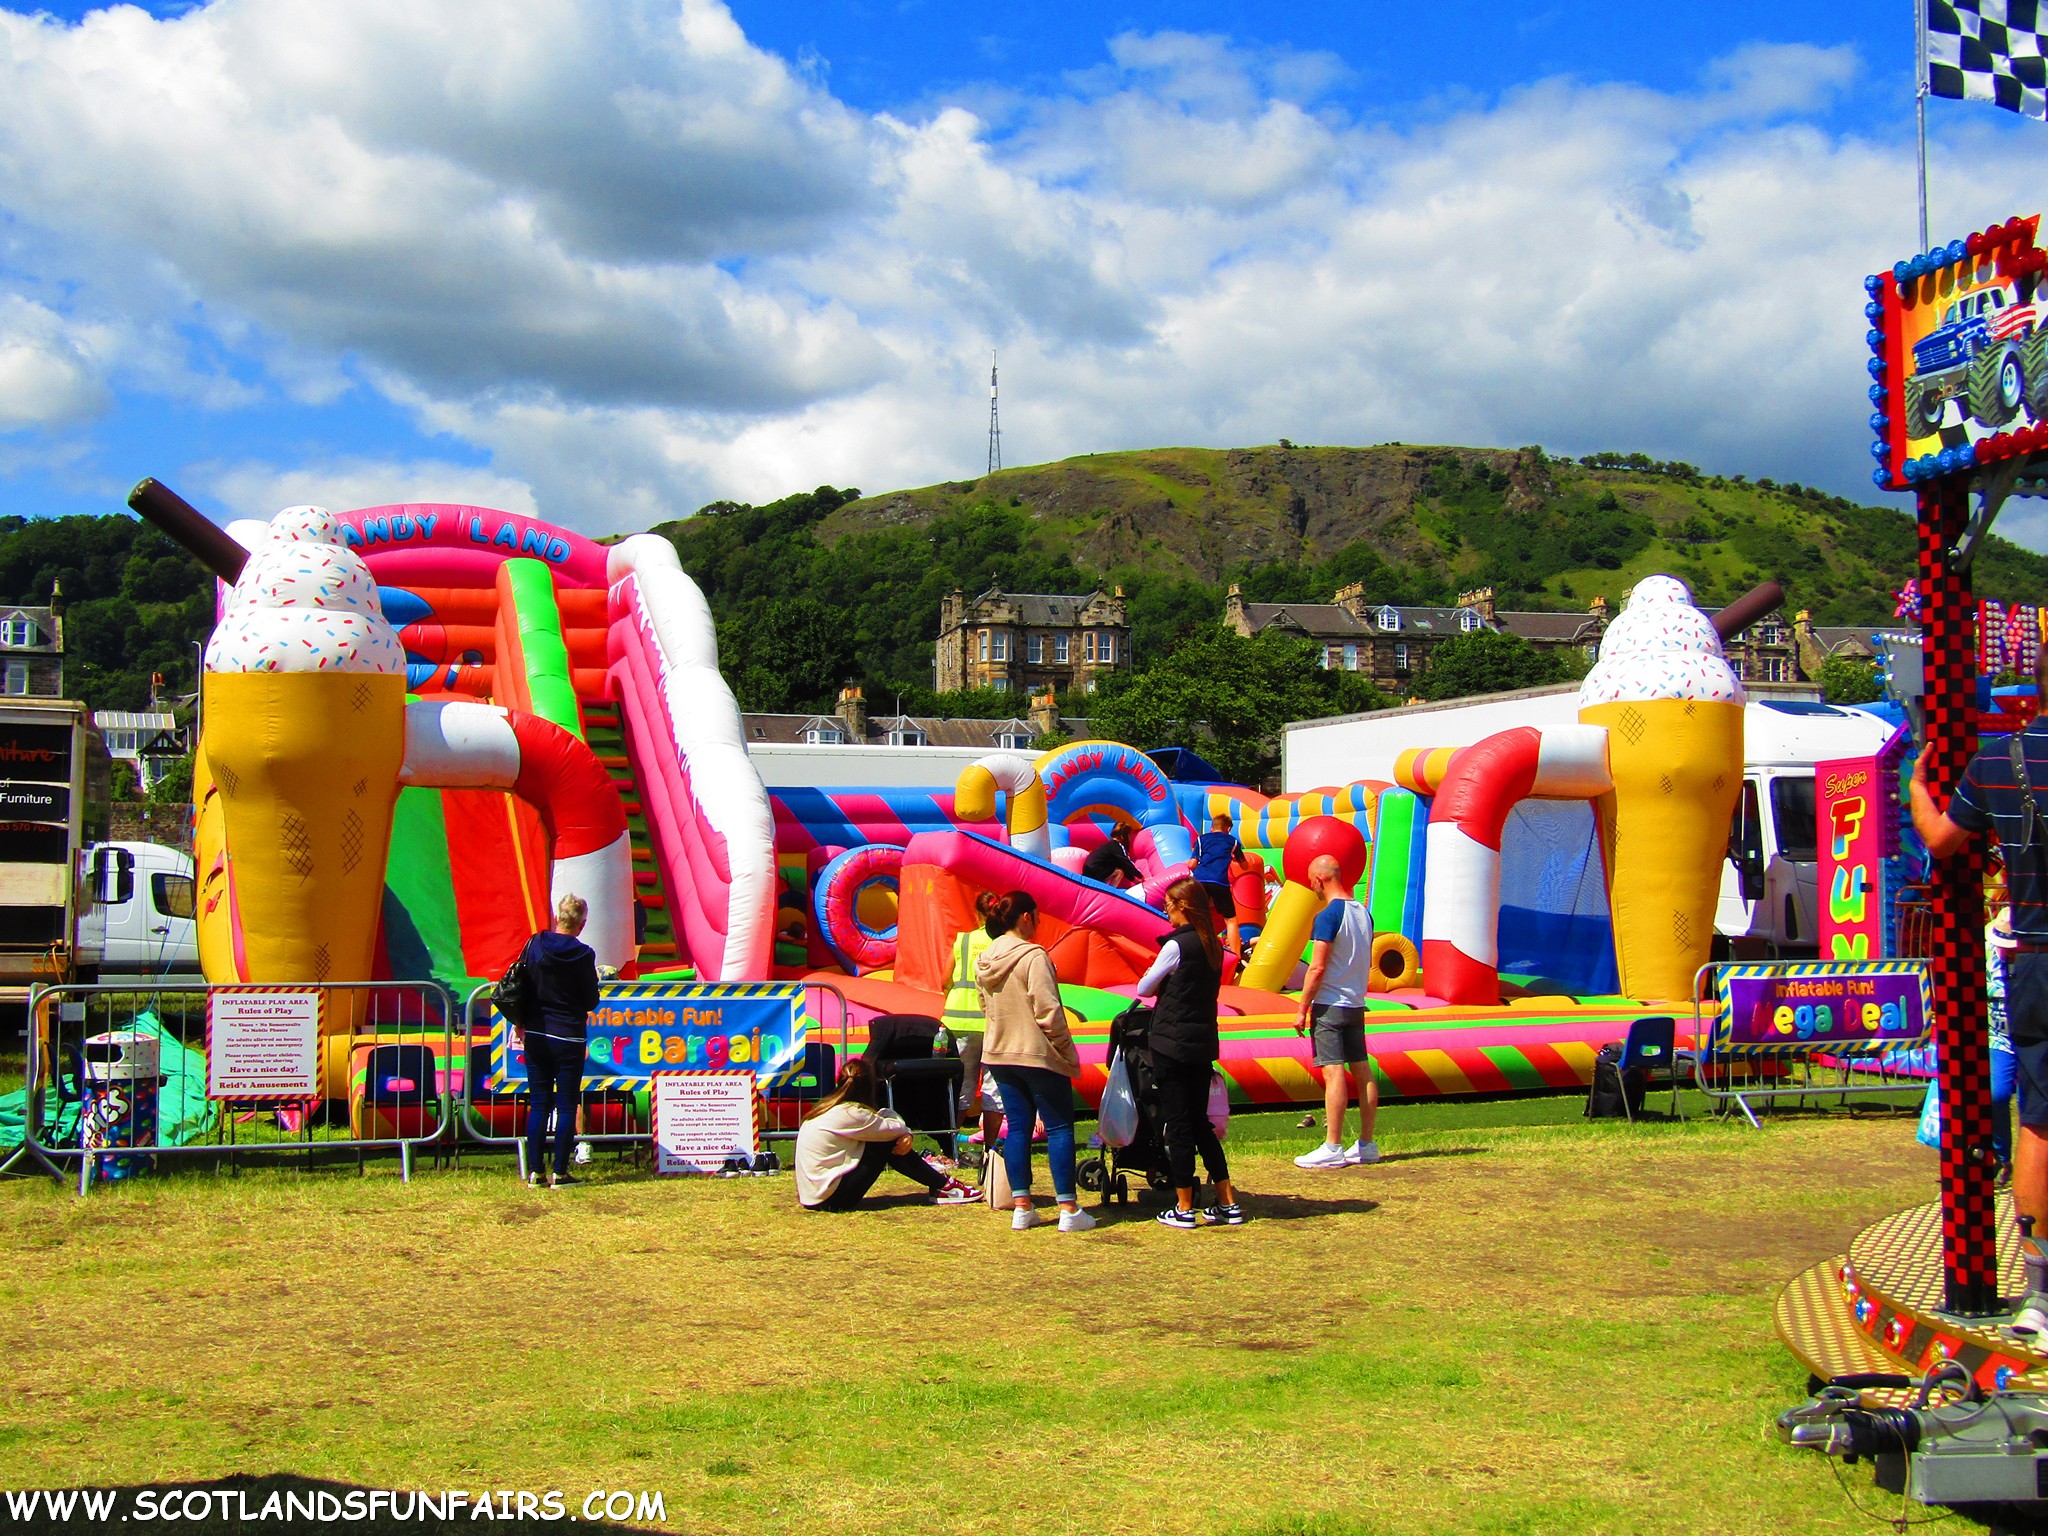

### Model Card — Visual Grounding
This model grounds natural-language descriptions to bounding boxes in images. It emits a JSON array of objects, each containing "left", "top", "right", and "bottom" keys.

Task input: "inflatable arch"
[
  {"left": 1036, "top": 741, "right": 1194, "bottom": 866},
  {"left": 954, "top": 753, "right": 1050, "bottom": 857},
  {"left": 1410, "top": 725, "right": 1611, "bottom": 1006},
  {"left": 811, "top": 844, "right": 905, "bottom": 974}
]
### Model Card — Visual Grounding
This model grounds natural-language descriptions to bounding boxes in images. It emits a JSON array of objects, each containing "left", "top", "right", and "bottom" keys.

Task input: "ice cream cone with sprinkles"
[
  {"left": 200, "top": 505, "right": 406, "bottom": 990},
  {"left": 1579, "top": 576, "right": 1744, "bottom": 1003}
]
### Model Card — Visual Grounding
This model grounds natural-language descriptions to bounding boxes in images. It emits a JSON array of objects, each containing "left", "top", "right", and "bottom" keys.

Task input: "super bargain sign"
[
  {"left": 490, "top": 982, "right": 805, "bottom": 1092},
  {"left": 1711, "top": 960, "right": 1929, "bottom": 1052}
]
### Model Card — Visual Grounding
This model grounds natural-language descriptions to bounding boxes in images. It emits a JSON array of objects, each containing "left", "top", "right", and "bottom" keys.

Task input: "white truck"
[
  {"left": 1281, "top": 684, "right": 1896, "bottom": 956},
  {"left": 87, "top": 840, "right": 199, "bottom": 984}
]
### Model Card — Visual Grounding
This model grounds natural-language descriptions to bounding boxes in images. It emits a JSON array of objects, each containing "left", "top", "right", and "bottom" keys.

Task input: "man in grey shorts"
[{"left": 1292, "top": 854, "right": 1380, "bottom": 1168}]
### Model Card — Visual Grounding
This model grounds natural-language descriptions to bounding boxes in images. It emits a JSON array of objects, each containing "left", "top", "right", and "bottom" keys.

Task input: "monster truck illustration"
[{"left": 1904, "top": 274, "right": 2048, "bottom": 435}]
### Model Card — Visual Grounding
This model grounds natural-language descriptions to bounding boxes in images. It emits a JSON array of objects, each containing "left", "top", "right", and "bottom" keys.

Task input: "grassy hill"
[{"left": 824, "top": 443, "right": 2048, "bottom": 626}]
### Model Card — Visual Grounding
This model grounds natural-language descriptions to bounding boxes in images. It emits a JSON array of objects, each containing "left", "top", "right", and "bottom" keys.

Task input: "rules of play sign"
[{"left": 206, "top": 988, "right": 323, "bottom": 1099}]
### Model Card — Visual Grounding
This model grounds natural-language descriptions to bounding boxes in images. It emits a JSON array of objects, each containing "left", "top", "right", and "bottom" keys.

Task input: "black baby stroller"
[
  {"left": 863, "top": 1014, "right": 964, "bottom": 1162},
  {"left": 1078, "top": 1003, "right": 1175, "bottom": 1206}
]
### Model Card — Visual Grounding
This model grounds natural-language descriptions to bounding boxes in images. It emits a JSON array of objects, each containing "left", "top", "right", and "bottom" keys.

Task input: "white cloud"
[
  {"left": 1, "top": 5, "right": 2044, "bottom": 547},
  {"left": 196, "top": 456, "right": 539, "bottom": 521}
]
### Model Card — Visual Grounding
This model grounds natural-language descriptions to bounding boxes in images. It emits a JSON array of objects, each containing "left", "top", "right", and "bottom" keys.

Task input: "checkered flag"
[{"left": 1929, "top": 0, "right": 2048, "bottom": 120}]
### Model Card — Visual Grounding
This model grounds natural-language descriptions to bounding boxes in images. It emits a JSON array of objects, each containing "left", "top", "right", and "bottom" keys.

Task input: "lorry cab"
[
  {"left": 86, "top": 841, "right": 199, "bottom": 983},
  {"left": 1716, "top": 702, "right": 1895, "bottom": 958}
]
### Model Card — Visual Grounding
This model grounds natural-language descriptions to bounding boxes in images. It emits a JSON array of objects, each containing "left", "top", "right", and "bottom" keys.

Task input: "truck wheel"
[
  {"left": 2025, "top": 328, "right": 2048, "bottom": 418},
  {"left": 1904, "top": 377, "right": 1941, "bottom": 436},
  {"left": 1969, "top": 343, "right": 2022, "bottom": 426}
]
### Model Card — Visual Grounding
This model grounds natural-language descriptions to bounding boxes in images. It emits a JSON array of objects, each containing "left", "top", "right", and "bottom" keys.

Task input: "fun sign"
[{"left": 1817, "top": 754, "right": 1884, "bottom": 961}]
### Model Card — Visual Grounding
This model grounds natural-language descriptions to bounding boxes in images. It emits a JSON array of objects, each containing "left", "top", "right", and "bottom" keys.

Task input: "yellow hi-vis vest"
[{"left": 942, "top": 927, "right": 993, "bottom": 1033}]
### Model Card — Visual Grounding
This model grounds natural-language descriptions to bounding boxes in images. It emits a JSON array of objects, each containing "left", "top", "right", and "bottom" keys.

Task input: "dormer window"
[
  {"left": 884, "top": 721, "right": 926, "bottom": 746},
  {"left": 0, "top": 617, "right": 35, "bottom": 648},
  {"left": 1458, "top": 609, "right": 1483, "bottom": 632},
  {"left": 996, "top": 731, "right": 1031, "bottom": 750},
  {"left": 803, "top": 725, "right": 845, "bottom": 745},
  {"left": 1376, "top": 607, "right": 1402, "bottom": 632}
]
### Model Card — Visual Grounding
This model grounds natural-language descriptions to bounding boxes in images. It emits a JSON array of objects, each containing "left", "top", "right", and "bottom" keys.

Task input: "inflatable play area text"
[
  {"left": 205, "top": 988, "right": 322, "bottom": 1099},
  {"left": 651, "top": 1070, "right": 760, "bottom": 1175},
  {"left": 491, "top": 984, "right": 804, "bottom": 1090},
  {"left": 1713, "top": 961, "right": 1929, "bottom": 1049}
]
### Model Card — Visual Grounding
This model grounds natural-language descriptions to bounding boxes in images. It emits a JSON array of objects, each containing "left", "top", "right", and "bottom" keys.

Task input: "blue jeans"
[
  {"left": 524, "top": 1031, "right": 585, "bottom": 1179},
  {"left": 988, "top": 1065, "right": 1077, "bottom": 1203},
  {"left": 1994, "top": 1039, "right": 2016, "bottom": 1165}
]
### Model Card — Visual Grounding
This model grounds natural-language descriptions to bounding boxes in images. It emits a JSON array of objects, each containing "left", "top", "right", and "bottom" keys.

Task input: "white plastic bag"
[
  {"left": 1208, "top": 1070, "right": 1231, "bottom": 1138},
  {"left": 1099, "top": 1049, "right": 1140, "bottom": 1148}
]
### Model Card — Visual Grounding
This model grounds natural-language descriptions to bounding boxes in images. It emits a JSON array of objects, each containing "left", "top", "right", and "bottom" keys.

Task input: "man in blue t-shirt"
[
  {"left": 1192, "top": 813, "right": 1250, "bottom": 952},
  {"left": 1913, "top": 706, "right": 2048, "bottom": 1231},
  {"left": 1291, "top": 854, "right": 1379, "bottom": 1169}
]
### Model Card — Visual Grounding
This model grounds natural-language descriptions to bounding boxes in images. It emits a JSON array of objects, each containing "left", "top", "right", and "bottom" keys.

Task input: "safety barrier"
[
  {"left": 2, "top": 980, "right": 457, "bottom": 1193},
  {"left": 457, "top": 978, "right": 854, "bottom": 1176},
  {"left": 1688, "top": 960, "right": 1932, "bottom": 1128}
]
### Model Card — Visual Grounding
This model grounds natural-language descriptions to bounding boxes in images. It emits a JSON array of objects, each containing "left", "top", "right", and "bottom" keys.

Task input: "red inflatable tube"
[{"left": 510, "top": 711, "right": 627, "bottom": 859}]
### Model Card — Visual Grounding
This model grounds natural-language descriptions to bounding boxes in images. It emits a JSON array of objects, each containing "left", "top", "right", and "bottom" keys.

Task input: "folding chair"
[{"left": 1618, "top": 1015, "right": 1680, "bottom": 1122}]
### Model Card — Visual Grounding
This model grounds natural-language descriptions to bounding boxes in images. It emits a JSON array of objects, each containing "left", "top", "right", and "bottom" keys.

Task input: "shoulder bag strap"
[{"left": 2011, "top": 732, "right": 2042, "bottom": 862}]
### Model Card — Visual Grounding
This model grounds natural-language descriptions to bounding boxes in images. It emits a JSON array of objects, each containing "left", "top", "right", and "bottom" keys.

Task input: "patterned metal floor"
[{"left": 1847, "top": 1194, "right": 2029, "bottom": 1316}]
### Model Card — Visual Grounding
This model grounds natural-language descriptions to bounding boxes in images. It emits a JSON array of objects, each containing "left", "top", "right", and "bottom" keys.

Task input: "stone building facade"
[
  {"left": 1225, "top": 583, "right": 1609, "bottom": 693},
  {"left": 935, "top": 587, "right": 1133, "bottom": 694},
  {"left": 0, "top": 605, "right": 62, "bottom": 697}
]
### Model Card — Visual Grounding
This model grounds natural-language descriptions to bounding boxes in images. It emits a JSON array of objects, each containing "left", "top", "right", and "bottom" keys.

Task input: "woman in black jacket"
[
  {"left": 521, "top": 894, "right": 602, "bottom": 1188},
  {"left": 1132, "top": 878, "right": 1241, "bottom": 1228}
]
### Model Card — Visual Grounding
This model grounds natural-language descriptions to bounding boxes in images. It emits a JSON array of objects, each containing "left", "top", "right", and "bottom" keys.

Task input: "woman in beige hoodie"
[{"left": 977, "top": 891, "right": 1094, "bottom": 1233}]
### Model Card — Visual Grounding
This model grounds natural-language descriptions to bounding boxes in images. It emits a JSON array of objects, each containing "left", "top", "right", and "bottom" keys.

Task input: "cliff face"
[
  {"left": 816, "top": 441, "right": 2048, "bottom": 626},
  {"left": 827, "top": 444, "right": 1555, "bottom": 583}
]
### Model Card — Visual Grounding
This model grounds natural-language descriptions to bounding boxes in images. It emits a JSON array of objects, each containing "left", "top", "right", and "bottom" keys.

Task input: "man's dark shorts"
[
  {"left": 1200, "top": 880, "right": 1236, "bottom": 919},
  {"left": 2009, "top": 950, "right": 2048, "bottom": 1128},
  {"left": 1309, "top": 1003, "right": 1368, "bottom": 1067}
]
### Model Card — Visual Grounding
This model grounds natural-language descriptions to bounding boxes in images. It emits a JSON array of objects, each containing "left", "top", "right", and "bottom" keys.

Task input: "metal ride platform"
[{"left": 1778, "top": 1195, "right": 2045, "bottom": 1407}]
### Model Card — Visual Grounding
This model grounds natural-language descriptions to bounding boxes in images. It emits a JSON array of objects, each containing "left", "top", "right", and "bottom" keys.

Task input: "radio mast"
[{"left": 986, "top": 351, "right": 1002, "bottom": 475}]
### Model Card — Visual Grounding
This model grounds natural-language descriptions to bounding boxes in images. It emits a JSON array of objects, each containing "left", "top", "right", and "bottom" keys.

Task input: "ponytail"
[{"left": 984, "top": 889, "right": 1039, "bottom": 939}]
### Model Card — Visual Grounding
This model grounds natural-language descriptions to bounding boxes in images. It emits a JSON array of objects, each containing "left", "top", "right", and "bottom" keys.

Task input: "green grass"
[{"left": 0, "top": 1095, "right": 1938, "bottom": 1535}]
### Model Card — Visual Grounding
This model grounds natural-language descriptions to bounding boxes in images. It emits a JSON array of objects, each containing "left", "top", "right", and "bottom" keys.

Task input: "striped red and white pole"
[{"left": 1419, "top": 725, "right": 1612, "bottom": 1006}]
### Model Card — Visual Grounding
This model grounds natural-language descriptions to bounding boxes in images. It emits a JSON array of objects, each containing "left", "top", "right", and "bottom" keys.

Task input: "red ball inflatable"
[{"left": 1282, "top": 814, "right": 1369, "bottom": 888}]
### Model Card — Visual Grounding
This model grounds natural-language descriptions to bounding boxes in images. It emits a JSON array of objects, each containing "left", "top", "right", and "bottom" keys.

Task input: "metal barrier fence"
[
  {"left": 457, "top": 978, "right": 855, "bottom": 1178},
  {"left": 2, "top": 980, "right": 456, "bottom": 1193}
]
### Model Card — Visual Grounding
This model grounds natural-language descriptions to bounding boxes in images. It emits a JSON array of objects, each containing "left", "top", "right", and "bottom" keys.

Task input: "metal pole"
[
  {"left": 1921, "top": 476, "right": 1999, "bottom": 1315},
  {"left": 1917, "top": 0, "right": 1932, "bottom": 253}
]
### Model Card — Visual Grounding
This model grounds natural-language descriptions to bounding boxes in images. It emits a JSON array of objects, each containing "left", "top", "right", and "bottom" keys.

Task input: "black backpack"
[
  {"left": 1584, "top": 1042, "right": 1646, "bottom": 1120},
  {"left": 494, "top": 937, "right": 539, "bottom": 1028}
]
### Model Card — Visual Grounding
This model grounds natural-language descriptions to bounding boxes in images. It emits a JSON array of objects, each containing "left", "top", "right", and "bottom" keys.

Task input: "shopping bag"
[
  {"left": 1099, "top": 1049, "right": 1140, "bottom": 1148},
  {"left": 1917, "top": 1079, "right": 1942, "bottom": 1151},
  {"left": 1208, "top": 1070, "right": 1231, "bottom": 1138},
  {"left": 983, "top": 1141, "right": 1013, "bottom": 1210}
]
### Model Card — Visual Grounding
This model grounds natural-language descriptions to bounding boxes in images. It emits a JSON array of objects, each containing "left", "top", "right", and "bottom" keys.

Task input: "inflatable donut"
[
  {"left": 1370, "top": 932, "right": 1421, "bottom": 993},
  {"left": 812, "top": 844, "right": 905, "bottom": 974}
]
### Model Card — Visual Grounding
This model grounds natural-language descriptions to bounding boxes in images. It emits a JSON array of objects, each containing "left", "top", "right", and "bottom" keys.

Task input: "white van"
[{"left": 87, "top": 841, "right": 200, "bottom": 983}]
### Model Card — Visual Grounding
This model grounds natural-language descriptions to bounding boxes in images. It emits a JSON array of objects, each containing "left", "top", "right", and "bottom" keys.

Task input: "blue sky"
[{"left": 0, "top": 0, "right": 2043, "bottom": 544}]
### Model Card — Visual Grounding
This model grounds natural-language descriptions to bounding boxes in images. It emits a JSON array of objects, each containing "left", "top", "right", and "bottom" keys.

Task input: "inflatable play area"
[{"left": 131, "top": 479, "right": 1777, "bottom": 1112}]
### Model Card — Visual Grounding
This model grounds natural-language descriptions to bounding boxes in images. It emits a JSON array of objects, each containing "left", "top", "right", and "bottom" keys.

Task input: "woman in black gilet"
[{"left": 1133, "top": 878, "right": 1242, "bottom": 1228}]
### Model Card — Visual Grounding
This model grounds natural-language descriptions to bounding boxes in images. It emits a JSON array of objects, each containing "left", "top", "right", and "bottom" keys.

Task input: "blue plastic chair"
[{"left": 1617, "top": 1016, "right": 1680, "bottom": 1122}]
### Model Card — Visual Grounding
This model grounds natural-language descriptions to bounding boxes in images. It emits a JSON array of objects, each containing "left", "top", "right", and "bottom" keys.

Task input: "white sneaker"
[
  {"left": 1011, "top": 1205, "right": 1043, "bottom": 1231},
  {"left": 1347, "top": 1139, "right": 1381, "bottom": 1165},
  {"left": 1058, "top": 1207, "right": 1097, "bottom": 1233},
  {"left": 1294, "top": 1142, "right": 1350, "bottom": 1170},
  {"left": 572, "top": 1140, "right": 592, "bottom": 1167}
]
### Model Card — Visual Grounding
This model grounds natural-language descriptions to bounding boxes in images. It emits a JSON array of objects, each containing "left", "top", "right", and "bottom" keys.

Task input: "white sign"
[
  {"left": 207, "top": 988, "right": 322, "bottom": 1100},
  {"left": 651, "top": 1071, "right": 757, "bottom": 1175}
]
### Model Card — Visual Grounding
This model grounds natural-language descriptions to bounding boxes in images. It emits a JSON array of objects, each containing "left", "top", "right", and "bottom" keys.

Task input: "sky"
[{"left": 2, "top": 0, "right": 2047, "bottom": 545}]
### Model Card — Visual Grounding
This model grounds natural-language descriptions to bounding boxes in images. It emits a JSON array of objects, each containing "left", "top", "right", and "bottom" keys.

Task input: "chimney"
[
  {"left": 1225, "top": 582, "right": 1248, "bottom": 634},
  {"left": 835, "top": 685, "right": 867, "bottom": 740},
  {"left": 1028, "top": 688, "right": 1060, "bottom": 737},
  {"left": 1333, "top": 581, "right": 1368, "bottom": 620},
  {"left": 1588, "top": 593, "right": 1611, "bottom": 623},
  {"left": 1456, "top": 586, "right": 1496, "bottom": 621}
]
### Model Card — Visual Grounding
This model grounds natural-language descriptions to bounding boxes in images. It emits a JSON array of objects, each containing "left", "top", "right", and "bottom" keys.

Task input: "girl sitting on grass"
[{"left": 796, "top": 1057, "right": 980, "bottom": 1211}]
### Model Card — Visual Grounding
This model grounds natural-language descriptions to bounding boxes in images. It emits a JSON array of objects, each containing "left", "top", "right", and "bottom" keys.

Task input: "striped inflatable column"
[{"left": 1418, "top": 726, "right": 1611, "bottom": 1006}]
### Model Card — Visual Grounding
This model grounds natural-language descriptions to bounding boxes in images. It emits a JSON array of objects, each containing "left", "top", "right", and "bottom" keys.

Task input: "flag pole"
[{"left": 1917, "top": 0, "right": 1932, "bottom": 251}]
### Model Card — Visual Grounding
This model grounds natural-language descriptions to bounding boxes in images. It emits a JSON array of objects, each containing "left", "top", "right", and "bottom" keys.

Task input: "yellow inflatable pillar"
[{"left": 1241, "top": 881, "right": 1324, "bottom": 992}]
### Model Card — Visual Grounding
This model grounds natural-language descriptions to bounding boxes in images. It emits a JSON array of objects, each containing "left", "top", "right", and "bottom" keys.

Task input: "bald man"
[{"left": 1292, "top": 854, "right": 1380, "bottom": 1168}]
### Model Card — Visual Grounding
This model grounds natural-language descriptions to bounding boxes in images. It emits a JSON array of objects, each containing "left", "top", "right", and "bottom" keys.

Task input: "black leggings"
[
  {"left": 1155, "top": 1053, "right": 1229, "bottom": 1191},
  {"left": 524, "top": 1031, "right": 585, "bottom": 1179},
  {"left": 810, "top": 1139, "right": 947, "bottom": 1210}
]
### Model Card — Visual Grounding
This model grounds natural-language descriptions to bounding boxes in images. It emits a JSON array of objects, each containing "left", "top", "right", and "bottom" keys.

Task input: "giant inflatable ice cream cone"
[
  {"left": 199, "top": 506, "right": 406, "bottom": 988},
  {"left": 1579, "top": 576, "right": 1744, "bottom": 1003}
]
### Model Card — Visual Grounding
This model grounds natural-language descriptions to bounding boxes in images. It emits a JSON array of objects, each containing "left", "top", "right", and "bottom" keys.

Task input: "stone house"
[{"left": 935, "top": 587, "right": 1132, "bottom": 694}]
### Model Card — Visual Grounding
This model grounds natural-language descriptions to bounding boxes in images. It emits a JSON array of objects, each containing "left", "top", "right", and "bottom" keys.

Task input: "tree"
[
  {"left": 717, "top": 596, "right": 858, "bottom": 714},
  {"left": 148, "top": 754, "right": 195, "bottom": 806},
  {"left": 1415, "top": 629, "right": 1572, "bottom": 702},
  {"left": 1088, "top": 626, "right": 1390, "bottom": 787},
  {"left": 1818, "top": 655, "right": 1883, "bottom": 706}
]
